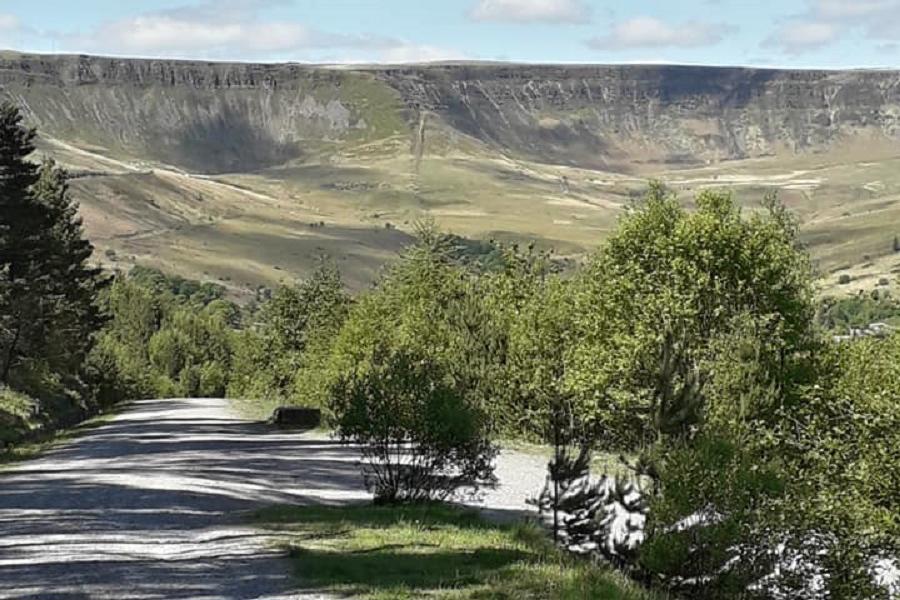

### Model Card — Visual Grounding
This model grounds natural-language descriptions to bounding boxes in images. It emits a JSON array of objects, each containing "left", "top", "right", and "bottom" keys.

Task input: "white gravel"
[{"left": 0, "top": 398, "right": 549, "bottom": 600}]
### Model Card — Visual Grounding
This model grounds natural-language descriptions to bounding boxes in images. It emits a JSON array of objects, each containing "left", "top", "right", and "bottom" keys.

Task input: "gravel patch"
[
  {"left": 0, "top": 399, "right": 364, "bottom": 599},
  {"left": 0, "top": 398, "right": 549, "bottom": 599}
]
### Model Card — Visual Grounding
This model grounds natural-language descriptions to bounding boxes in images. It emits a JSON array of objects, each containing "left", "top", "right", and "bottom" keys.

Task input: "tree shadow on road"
[{"left": 0, "top": 398, "right": 368, "bottom": 599}]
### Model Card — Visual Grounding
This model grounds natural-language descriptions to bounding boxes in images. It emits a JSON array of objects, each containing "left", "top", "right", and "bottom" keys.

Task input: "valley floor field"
[{"left": 40, "top": 128, "right": 900, "bottom": 300}]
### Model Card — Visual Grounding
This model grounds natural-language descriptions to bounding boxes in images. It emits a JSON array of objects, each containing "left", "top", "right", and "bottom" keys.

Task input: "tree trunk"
[
  {"left": 1, "top": 323, "right": 21, "bottom": 384},
  {"left": 552, "top": 410, "right": 561, "bottom": 543}
]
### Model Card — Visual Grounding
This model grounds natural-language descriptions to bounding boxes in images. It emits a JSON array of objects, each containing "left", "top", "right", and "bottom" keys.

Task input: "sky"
[{"left": 0, "top": 0, "right": 898, "bottom": 67}]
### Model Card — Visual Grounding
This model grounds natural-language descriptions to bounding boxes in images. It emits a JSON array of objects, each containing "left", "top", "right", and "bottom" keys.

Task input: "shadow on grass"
[
  {"left": 0, "top": 405, "right": 122, "bottom": 467},
  {"left": 254, "top": 503, "right": 658, "bottom": 599},
  {"left": 288, "top": 546, "right": 529, "bottom": 591},
  {"left": 255, "top": 503, "right": 532, "bottom": 594},
  {"left": 256, "top": 502, "right": 497, "bottom": 530}
]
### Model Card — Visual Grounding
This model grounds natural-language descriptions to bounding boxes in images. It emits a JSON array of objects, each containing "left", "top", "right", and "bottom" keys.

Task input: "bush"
[
  {"left": 330, "top": 345, "right": 497, "bottom": 503},
  {"left": 0, "top": 386, "right": 39, "bottom": 446},
  {"left": 94, "top": 268, "right": 239, "bottom": 400}
]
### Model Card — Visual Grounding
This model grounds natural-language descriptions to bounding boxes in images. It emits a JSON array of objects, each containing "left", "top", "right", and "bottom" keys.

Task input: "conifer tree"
[
  {"left": 32, "top": 158, "right": 107, "bottom": 376},
  {"left": 0, "top": 102, "right": 46, "bottom": 383},
  {"left": 0, "top": 103, "right": 106, "bottom": 386}
]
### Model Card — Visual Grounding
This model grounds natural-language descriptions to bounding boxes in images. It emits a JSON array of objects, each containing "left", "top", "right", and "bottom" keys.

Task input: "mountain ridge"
[
  {"left": 4, "top": 51, "right": 900, "bottom": 174},
  {"left": 1, "top": 51, "right": 899, "bottom": 298}
]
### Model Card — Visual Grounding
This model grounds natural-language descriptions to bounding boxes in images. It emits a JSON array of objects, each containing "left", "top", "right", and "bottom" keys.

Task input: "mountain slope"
[{"left": 3, "top": 52, "right": 900, "bottom": 296}]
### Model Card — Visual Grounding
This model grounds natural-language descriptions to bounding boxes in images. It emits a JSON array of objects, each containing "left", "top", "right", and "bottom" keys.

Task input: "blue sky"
[{"left": 1, "top": 0, "right": 898, "bottom": 67}]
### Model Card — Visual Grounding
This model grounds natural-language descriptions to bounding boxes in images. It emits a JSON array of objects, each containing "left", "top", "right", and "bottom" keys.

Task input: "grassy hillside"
[{"left": 4, "top": 53, "right": 899, "bottom": 298}]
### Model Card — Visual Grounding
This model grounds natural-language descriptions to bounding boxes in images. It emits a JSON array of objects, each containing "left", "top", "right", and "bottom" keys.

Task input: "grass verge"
[
  {"left": 0, "top": 404, "right": 122, "bottom": 467},
  {"left": 254, "top": 502, "right": 660, "bottom": 599}
]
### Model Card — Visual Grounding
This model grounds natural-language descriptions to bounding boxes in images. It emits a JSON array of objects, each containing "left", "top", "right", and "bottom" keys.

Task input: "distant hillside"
[
  {"left": 375, "top": 63, "right": 900, "bottom": 171},
  {"left": 4, "top": 54, "right": 900, "bottom": 172},
  {"left": 2, "top": 52, "right": 900, "bottom": 297}
]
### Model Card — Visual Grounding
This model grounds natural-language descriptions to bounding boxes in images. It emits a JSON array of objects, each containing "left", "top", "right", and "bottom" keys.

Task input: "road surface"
[{"left": 0, "top": 398, "right": 546, "bottom": 600}]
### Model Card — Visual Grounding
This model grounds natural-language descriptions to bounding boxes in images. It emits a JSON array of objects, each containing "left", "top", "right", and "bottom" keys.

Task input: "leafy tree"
[
  {"left": 569, "top": 185, "right": 816, "bottom": 448},
  {"left": 479, "top": 243, "right": 560, "bottom": 435},
  {"left": 92, "top": 276, "right": 162, "bottom": 397},
  {"left": 129, "top": 265, "right": 226, "bottom": 305},
  {"left": 94, "top": 268, "right": 239, "bottom": 400},
  {"left": 228, "top": 261, "right": 349, "bottom": 407},
  {"left": 560, "top": 185, "right": 821, "bottom": 593},
  {"left": 771, "top": 334, "right": 900, "bottom": 598},
  {"left": 320, "top": 225, "right": 496, "bottom": 413},
  {"left": 331, "top": 343, "right": 496, "bottom": 503},
  {"left": 321, "top": 225, "right": 502, "bottom": 501}
]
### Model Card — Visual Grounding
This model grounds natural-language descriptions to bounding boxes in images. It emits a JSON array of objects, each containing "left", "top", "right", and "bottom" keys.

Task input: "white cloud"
[
  {"left": 0, "top": 14, "right": 21, "bottom": 32},
  {"left": 813, "top": 0, "right": 899, "bottom": 20},
  {"left": 587, "top": 17, "right": 734, "bottom": 50},
  {"left": 764, "top": 21, "right": 839, "bottom": 54},
  {"left": 42, "top": 0, "right": 470, "bottom": 64},
  {"left": 63, "top": 15, "right": 356, "bottom": 56},
  {"left": 51, "top": 1, "right": 450, "bottom": 63},
  {"left": 378, "top": 44, "right": 468, "bottom": 64},
  {"left": 811, "top": 0, "right": 900, "bottom": 38},
  {"left": 469, "top": 0, "right": 590, "bottom": 24},
  {"left": 763, "top": 0, "right": 900, "bottom": 55}
]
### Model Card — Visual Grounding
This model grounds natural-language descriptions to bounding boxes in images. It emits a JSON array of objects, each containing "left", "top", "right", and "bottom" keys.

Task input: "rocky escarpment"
[
  {"left": 373, "top": 64, "right": 900, "bottom": 170},
  {"left": 0, "top": 53, "right": 399, "bottom": 173},
  {"left": 1, "top": 52, "right": 900, "bottom": 173}
]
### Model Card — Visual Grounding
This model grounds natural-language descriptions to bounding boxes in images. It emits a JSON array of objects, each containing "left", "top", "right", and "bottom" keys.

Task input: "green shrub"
[
  {"left": 0, "top": 386, "right": 39, "bottom": 445},
  {"left": 818, "top": 292, "right": 900, "bottom": 330},
  {"left": 331, "top": 344, "right": 496, "bottom": 503},
  {"left": 227, "top": 261, "right": 349, "bottom": 411}
]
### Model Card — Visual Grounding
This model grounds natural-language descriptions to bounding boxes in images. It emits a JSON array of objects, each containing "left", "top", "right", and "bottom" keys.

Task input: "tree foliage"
[
  {"left": 322, "top": 225, "right": 500, "bottom": 501},
  {"left": 93, "top": 269, "right": 237, "bottom": 399},
  {"left": 228, "top": 260, "right": 349, "bottom": 408},
  {"left": 0, "top": 103, "right": 107, "bottom": 424},
  {"left": 568, "top": 185, "right": 816, "bottom": 450},
  {"left": 331, "top": 344, "right": 496, "bottom": 503}
]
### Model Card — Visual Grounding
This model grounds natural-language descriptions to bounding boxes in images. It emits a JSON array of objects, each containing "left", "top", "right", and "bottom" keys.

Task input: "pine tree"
[
  {"left": 0, "top": 103, "right": 106, "bottom": 386},
  {"left": 32, "top": 158, "right": 107, "bottom": 376},
  {"left": 533, "top": 407, "right": 647, "bottom": 568},
  {"left": 0, "top": 102, "right": 46, "bottom": 383}
]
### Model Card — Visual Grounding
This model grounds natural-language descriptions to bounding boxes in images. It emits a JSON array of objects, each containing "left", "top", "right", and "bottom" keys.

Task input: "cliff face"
[
  {"left": 2, "top": 53, "right": 900, "bottom": 173},
  {"left": 0, "top": 54, "right": 402, "bottom": 173},
  {"left": 373, "top": 64, "right": 900, "bottom": 170}
]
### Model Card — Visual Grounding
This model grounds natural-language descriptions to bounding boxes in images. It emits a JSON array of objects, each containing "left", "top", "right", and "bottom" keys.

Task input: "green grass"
[
  {"left": 254, "top": 503, "right": 660, "bottom": 599},
  {"left": 0, "top": 403, "right": 121, "bottom": 467},
  {"left": 0, "top": 386, "right": 40, "bottom": 447}
]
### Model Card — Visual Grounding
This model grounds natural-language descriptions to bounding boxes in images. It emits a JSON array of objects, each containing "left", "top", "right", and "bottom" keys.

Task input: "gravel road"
[{"left": 0, "top": 398, "right": 548, "bottom": 600}]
